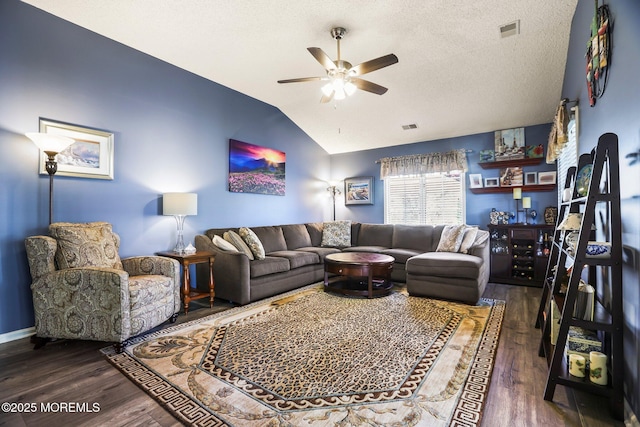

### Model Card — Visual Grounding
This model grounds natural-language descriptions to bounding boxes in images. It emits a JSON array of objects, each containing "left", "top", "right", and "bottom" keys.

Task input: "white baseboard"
[{"left": 0, "top": 327, "right": 35, "bottom": 344}]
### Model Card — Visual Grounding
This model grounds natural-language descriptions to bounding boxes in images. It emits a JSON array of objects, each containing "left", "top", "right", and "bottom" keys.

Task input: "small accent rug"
[{"left": 103, "top": 284, "right": 504, "bottom": 426}]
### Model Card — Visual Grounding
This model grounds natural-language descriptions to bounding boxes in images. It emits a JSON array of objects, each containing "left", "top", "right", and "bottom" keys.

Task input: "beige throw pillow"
[
  {"left": 239, "top": 227, "right": 265, "bottom": 260},
  {"left": 458, "top": 226, "right": 479, "bottom": 254},
  {"left": 436, "top": 224, "right": 467, "bottom": 253},
  {"left": 224, "top": 231, "right": 255, "bottom": 260},
  {"left": 212, "top": 235, "right": 238, "bottom": 252}
]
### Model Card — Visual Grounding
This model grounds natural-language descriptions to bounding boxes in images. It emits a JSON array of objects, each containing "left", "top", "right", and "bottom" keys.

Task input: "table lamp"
[{"left": 163, "top": 192, "right": 197, "bottom": 254}]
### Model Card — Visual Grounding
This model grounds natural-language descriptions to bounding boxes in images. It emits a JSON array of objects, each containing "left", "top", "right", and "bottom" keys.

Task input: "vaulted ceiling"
[{"left": 23, "top": 0, "right": 578, "bottom": 154}]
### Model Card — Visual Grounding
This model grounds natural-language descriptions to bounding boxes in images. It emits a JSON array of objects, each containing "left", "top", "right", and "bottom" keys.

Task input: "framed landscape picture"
[
  {"left": 38, "top": 119, "right": 114, "bottom": 179},
  {"left": 228, "top": 139, "right": 286, "bottom": 196},
  {"left": 344, "top": 176, "right": 374, "bottom": 205}
]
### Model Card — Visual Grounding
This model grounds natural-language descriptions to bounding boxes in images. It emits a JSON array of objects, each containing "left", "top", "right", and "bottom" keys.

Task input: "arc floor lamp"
[{"left": 26, "top": 132, "right": 75, "bottom": 225}]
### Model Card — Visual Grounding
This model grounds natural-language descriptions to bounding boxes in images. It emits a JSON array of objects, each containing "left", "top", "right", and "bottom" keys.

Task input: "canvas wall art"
[
  {"left": 494, "top": 127, "right": 525, "bottom": 161},
  {"left": 228, "top": 139, "right": 286, "bottom": 196}
]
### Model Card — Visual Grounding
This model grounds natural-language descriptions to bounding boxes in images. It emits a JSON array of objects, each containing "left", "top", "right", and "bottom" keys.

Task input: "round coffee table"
[{"left": 324, "top": 252, "right": 394, "bottom": 298}]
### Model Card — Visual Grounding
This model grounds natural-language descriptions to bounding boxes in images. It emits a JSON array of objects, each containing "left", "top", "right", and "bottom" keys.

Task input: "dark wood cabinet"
[{"left": 488, "top": 224, "right": 554, "bottom": 287}]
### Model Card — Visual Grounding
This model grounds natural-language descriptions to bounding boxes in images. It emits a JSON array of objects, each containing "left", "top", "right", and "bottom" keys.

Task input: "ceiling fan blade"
[
  {"left": 277, "top": 76, "right": 325, "bottom": 84},
  {"left": 350, "top": 54, "right": 398, "bottom": 76},
  {"left": 351, "top": 77, "right": 388, "bottom": 95},
  {"left": 307, "top": 47, "right": 337, "bottom": 71}
]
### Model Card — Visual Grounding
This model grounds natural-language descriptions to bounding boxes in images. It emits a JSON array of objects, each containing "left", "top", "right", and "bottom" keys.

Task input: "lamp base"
[{"left": 172, "top": 215, "right": 187, "bottom": 254}]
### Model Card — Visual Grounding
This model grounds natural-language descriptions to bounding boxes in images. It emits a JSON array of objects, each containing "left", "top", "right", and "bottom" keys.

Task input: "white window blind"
[
  {"left": 384, "top": 171, "right": 465, "bottom": 225},
  {"left": 557, "top": 110, "right": 579, "bottom": 206}
]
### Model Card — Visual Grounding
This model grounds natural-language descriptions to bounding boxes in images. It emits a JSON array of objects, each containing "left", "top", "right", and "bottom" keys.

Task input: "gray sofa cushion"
[
  {"left": 252, "top": 226, "right": 287, "bottom": 253},
  {"left": 381, "top": 248, "right": 422, "bottom": 264},
  {"left": 249, "top": 256, "right": 290, "bottom": 278},
  {"left": 406, "top": 252, "right": 482, "bottom": 280},
  {"left": 305, "top": 223, "right": 324, "bottom": 247},
  {"left": 296, "top": 246, "right": 341, "bottom": 262},
  {"left": 357, "top": 224, "right": 394, "bottom": 247},
  {"left": 282, "top": 224, "right": 312, "bottom": 249},
  {"left": 392, "top": 225, "right": 437, "bottom": 252},
  {"left": 343, "top": 246, "right": 390, "bottom": 253},
  {"left": 268, "top": 250, "right": 319, "bottom": 269}
]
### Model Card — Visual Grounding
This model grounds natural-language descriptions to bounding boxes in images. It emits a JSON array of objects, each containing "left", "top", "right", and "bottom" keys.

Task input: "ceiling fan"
[{"left": 277, "top": 27, "right": 398, "bottom": 103}]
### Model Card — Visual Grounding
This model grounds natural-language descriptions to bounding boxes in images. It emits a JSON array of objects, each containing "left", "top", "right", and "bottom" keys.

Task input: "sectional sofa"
[{"left": 194, "top": 222, "right": 490, "bottom": 305}]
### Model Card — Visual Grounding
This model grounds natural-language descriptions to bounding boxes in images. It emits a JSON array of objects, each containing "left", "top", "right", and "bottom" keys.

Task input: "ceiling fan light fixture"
[
  {"left": 321, "top": 83, "right": 334, "bottom": 97},
  {"left": 334, "top": 88, "right": 347, "bottom": 100},
  {"left": 344, "top": 81, "right": 357, "bottom": 96}
]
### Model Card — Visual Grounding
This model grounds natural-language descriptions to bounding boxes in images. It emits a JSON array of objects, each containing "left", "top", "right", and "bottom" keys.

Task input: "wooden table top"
[{"left": 325, "top": 252, "right": 395, "bottom": 265}]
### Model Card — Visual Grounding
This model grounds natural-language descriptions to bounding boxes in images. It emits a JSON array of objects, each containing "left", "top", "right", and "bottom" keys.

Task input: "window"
[
  {"left": 384, "top": 171, "right": 465, "bottom": 225},
  {"left": 557, "top": 111, "right": 578, "bottom": 206}
]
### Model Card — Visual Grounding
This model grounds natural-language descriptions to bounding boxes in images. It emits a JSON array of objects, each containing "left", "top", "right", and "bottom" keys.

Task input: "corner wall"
[
  {"left": 561, "top": 0, "right": 640, "bottom": 418},
  {"left": 0, "top": 0, "right": 331, "bottom": 335}
]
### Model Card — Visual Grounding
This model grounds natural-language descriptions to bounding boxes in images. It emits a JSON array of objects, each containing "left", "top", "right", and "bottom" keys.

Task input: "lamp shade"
[
  {"left": 163, "top": 193, "right": 197, "bottom": 216},
  {"left": 25, "top": 132, "right": 75, "bottom": 153}
]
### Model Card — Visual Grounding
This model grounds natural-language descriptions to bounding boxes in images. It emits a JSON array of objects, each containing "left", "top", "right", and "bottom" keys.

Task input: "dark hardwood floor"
[{"left": 0, "top": 283, "right": 624, "bottom": 426}]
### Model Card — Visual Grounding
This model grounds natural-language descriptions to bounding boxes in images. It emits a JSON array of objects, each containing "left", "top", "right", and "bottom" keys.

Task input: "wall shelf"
[
  {"left": 470, "top": 184, "right": 556, "bottom": 194},
  {"left": 478, "top": 157, "right": 544, "bottom": 169}
]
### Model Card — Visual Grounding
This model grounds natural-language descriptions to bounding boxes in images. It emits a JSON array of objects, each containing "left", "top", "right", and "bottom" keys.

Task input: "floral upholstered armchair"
[{"left": 25, "top": 222, "right": 181, "bottom": 351}]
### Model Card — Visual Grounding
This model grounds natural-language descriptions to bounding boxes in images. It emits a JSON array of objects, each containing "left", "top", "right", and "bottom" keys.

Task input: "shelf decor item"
[
  {"left": 590, "top": 352, "right": 608, "bottom": 385},
  {"left": 575, "top": 164, "right": 593, "bottom": 196},
  {"left": 569, "top": 354, "right": 586, "bottom": 377}
]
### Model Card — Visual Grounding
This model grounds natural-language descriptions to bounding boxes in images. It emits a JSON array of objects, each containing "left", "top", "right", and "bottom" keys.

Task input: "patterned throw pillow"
[
  {"left": 435, "top": 224, "right": 467, "bottom": 253},
  {"left": 321, "top": 220, "right": 352, "bottom": 248},
  {"left": 239, "top": 227, "right": 266, "bottom": 260},
  {"left": 49, "top": 221, "right": 123, "bottom": 269},
  {"left": 458, "top": 226, "right": 479, "bottom": 254},
  {"left": 212, "top": 235, "right": 238, "bottom": 252},
  {"left": 224, "top": 231, "right": 254, "bottom": 260}
]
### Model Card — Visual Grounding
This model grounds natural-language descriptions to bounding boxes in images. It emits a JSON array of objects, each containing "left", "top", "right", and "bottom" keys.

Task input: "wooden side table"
[{"left": 156, "top": 251, "right": 215, "bottom": 314}]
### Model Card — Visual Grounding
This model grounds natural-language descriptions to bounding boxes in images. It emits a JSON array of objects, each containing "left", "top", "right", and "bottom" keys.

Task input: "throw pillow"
[
  {"left": 321, "top": 220, "right": 352, "bottom": 248},
  {"left": 212, "top": 235, "right": 238, "bottom": 252},
  {"left": 49, "top": 221, "right": 123, "bottom": 270},
  {"left": 224, "top": 231, "right": 255, "bottom": 260},
  {"left": 435, "top": 224, "right": 467, "bottom": 253},
  {"left": 239, "top": 227, "right": 266, "bottom": 260},
  {"left": 458, "top": 226, "right": 479, "bottom": 254}
]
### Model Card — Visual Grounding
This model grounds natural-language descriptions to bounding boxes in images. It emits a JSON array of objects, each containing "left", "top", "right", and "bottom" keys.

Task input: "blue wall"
[
  {"left": 331, "top": 124, "right": 557, "bottom": 227},
  {"left": 0, "top": 1, "right": 331, "bottom": 335},
  {"left": 561, "top": 0, "right": 640, "bottom": 417}
]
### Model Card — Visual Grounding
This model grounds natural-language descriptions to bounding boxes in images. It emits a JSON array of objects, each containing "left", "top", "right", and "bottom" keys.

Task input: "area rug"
[{"left": 103, "top": 284, "right": 504, "bottom": 426}]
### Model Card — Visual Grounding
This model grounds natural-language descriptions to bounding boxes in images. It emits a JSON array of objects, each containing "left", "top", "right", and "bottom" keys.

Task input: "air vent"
[
  {"left": 402, "top": 124, "right": 418, "bottom": 130},
  {"left": 499, "top": 20, "right": 520, "bottom": 38}
]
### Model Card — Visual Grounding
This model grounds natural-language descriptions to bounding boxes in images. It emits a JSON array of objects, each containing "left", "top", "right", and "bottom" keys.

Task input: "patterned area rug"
[{"left": 103, "top": 284, "right": 504, "bottom": 426}]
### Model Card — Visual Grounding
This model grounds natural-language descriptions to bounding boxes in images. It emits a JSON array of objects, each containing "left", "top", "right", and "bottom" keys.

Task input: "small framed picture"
[
  {"left": 468, "top": 173, "right": 483, "bottom": 188},
  {"left": 344, "top": 176, "right": 374, "bottom": 205},
  {"left": 499, "top": 166, "right": 523, "bottom": 187},
  {"left": 538, "top": 171, "right": 557, "bottom": 185},
  {"left": 484, "top": 177, "right": 500, "bottom": 187},
  {"left": 525, "top": 172, "right": 538, "bottom": 185}
]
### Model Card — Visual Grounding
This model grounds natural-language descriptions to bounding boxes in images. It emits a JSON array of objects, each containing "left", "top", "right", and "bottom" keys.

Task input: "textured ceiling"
[{"left": 23, "top": 0, "right": 578, "bottom": 154}]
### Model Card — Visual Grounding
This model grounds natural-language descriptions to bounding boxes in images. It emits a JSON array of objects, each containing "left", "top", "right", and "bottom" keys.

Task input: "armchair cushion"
[{"left": 49, "top": 222, "right": 122, "bottom": 270}]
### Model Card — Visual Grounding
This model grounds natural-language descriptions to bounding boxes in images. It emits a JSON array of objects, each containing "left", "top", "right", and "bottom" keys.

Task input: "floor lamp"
[
  {"left": 163, "top": 192, "right": 198, "bottom": 254},
  {"left": 26, "top": 132, "right": 75, "bottom": 225},
  {"left": 327, "top": 184, "right": 341, "bottom": 221}
]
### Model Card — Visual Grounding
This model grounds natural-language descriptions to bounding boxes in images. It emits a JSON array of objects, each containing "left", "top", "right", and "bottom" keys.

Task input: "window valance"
[{"left": 379, "top": 149, "right": 468, "bottom": 179}]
